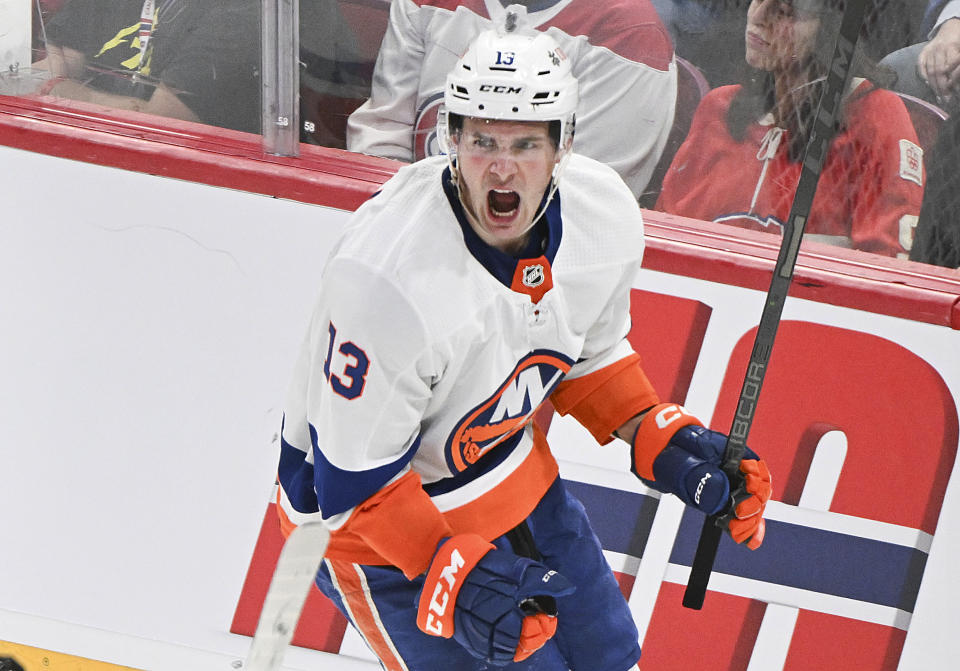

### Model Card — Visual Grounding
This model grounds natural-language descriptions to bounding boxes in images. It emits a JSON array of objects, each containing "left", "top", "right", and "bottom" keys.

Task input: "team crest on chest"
[{"left": 446, "top": 350, "right": 573, "bottom": 472}]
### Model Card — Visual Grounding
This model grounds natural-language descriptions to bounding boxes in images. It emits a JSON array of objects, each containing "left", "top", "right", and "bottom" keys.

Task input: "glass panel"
[
  {"left": 646, "top": 0, "right": 946, "bottom": 266},
  {"left": 298, "top": 0, "right": 385, "bottom": 150},
  {"left": 318, "top": 0, "right": 957, "bottom": 271},
  {"left": 647, "top": 0, "right": 956, "bottom": 269},
  {"left": 6, "top": 0, "right": 262, "bottom": 135},
  {"left": 5, "top": 1, "right": 956, "bottom": 271},
  {"left": 0, "top": 1, "right": 32, "bottom": 87}
]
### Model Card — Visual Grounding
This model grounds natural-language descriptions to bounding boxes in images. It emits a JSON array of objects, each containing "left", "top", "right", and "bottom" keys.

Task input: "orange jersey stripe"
[
  {"left": 276, "top": 493, "right": 297, "bottom": 538},
  {"left": 321, "top": 425, "right": 558, "bottom": 569},
  {"left": 327, "top": 559, "right": 410, "bottom": 671},
  {"left": 330, "top": 471, "right": 454, "bottom": 579},
  {"left": 442, "top": 423, "right": 558, "bottom": 537},
  {"left": 551, "top": 353, "right": 660, "bottom": 444}
]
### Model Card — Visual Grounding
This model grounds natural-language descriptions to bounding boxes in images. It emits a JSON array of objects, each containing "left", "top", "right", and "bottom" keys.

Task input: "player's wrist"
[{"left": 629, "top": 403, "right": 703, "bottom": 481}]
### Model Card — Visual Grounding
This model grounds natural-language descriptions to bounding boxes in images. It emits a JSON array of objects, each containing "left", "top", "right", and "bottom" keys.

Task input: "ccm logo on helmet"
[
  {"left": 479, "top": 84, "right": 523, "bottom": 94},
  {"left": 423, "top": 548, "right": 466, "bottom": 636}
]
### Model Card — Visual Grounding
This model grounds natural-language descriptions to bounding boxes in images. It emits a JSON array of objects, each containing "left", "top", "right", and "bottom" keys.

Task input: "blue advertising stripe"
[
  {"left": 670, "top": 509, "right": 927, "bottom": 612},
  {"left": 563, "top": 479, "right": 659, "bottom": 558}
]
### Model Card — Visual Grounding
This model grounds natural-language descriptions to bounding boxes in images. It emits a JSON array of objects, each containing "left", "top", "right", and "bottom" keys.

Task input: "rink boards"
[{"left": 1, "top": 101, "right": 959, "bottom": 671}]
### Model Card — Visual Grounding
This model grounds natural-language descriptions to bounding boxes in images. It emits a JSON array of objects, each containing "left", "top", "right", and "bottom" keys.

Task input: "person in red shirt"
[{"left": 656, "top": 0, "right": 924, "bottom": 258}]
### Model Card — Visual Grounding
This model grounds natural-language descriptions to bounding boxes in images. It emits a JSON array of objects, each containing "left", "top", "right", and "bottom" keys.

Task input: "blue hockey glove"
[
  {"left": 631, "top": 403, "right": 772, "bottom": 549},
  {"left": 416, "top": 534, "right": 575, "bottom": 665}
]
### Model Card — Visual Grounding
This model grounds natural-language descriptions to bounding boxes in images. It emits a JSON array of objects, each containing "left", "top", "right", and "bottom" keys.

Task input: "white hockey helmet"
[{"left": 438, "top": 12, "right": 579, "bottom": 160}]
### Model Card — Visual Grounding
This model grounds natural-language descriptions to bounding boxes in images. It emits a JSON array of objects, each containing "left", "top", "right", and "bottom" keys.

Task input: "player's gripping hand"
[
  {"left": 630, "top": 403, "right": 772, "bottom": 549},
  {"left": 415, "top": 534, "right": 575, "bottom": 665},
  {"left": 721, "top": 458, "right": 772, "bottom": 549}
]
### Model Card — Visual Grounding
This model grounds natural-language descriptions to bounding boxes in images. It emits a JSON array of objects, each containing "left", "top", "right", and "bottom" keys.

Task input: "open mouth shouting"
[{"left": 488, "top": 188, "right": 521, "bottom": 220}]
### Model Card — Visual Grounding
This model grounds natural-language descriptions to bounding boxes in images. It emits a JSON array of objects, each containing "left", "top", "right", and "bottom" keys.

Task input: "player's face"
[
  {"left": 745, "top": 0, "right": 821, "bottom": 73},
  {"left": 454, "top": 118, "right": 558, "bottom": 255}
]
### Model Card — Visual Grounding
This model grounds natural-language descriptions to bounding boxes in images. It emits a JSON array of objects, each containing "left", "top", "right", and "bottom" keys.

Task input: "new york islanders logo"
[{"left": 446, "top": 350, "right": 574, "bottom": 472}]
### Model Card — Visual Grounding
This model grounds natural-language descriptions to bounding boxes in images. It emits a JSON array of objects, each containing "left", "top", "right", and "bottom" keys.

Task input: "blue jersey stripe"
[
  {"left": 308, "top": 424, "right": 421, "bottom": 519},
  {"left": 278, "top": 433, "right": 320, "bottom": 514}
]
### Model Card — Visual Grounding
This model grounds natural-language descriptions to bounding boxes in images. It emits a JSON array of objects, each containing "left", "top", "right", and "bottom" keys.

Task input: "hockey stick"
[
  {"left": 681, "top": 0, "right": 870, "bottom": 610},
  {"left": 244, "top": 520, "right": 330, "bottom": 671}
]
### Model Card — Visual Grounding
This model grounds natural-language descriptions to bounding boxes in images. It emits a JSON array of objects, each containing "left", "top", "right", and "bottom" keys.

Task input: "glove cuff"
[
  {"left": 631, "top": 403, "right": 703, "bottom": 480},
  {"left": 416, "top": 534, "right": 494, "bottom": 638}
]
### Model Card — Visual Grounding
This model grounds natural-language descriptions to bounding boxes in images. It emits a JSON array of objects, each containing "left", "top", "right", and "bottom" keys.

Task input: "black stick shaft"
[{"left": 682, "top": 0, "right": 871, "bottom": 610}]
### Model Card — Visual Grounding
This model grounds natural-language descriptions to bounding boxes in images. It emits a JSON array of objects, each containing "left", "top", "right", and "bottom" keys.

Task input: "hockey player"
[
  {"left": 276, "top": 18, "right": 772, "bottom": 671},
  {"left": 345, "top": 0, "right": 677, "bottom": 199},
  {"left": 655, "top": 0, "right": 924, "bottom": 258}
]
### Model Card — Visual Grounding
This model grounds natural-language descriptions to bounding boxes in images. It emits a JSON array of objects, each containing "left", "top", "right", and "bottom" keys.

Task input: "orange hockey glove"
[
  {"left": 416, "top": 534, "right": 575, "bottom": 664},
  {"left": 631, "top": 403, "right": 772, "bottom": 549}
]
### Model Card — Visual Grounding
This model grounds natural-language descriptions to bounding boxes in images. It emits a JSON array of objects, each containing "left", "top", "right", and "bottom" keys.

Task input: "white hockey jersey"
[
  {"left": 346, "top": 0, "right": 677, "bottom": 198},
  {"left": 277, "top": 154, "right": 656, "bottom": 569}
]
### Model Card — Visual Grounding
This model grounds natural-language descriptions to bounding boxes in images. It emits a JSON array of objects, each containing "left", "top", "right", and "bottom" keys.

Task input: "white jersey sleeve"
[{"left": 279, "top": 254, "right": 437, "bottom": 527}]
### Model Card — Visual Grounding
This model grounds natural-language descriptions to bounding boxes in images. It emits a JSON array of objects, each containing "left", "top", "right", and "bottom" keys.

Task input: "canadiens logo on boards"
[
  {"left": 414, "top": 92, "right": 445, "bottom": 161},
  {"left": 445, "top": 350, "right": 573, "bottom": 472}
]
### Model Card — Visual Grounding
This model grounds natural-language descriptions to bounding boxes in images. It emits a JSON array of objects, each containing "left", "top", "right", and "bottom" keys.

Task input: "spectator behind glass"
[
  {"left": 656, "top": 0, "right": 924, "bottom": 258},
  {"left": 651, "top": 0, "right": 924, "bottom": 87},
  {"left": 345, "top": 0, "right": 677, "bottom": 199},
  {"left": 36, "top": 0, "right": 260, "bottom": 134},
  {"left": 910, "top": 107, "right": 960, "bottom": 268},
  {"left": 651, "top": 0, "right": 749, "bottom": 86},
  {"left": 32, "top": 0, "right": 71, "bottom": 61},
  {"left": 299, "top": 0, "right": 372, "bottom": 149},
  {"left": 880, "top": 0, "right": 960, "bottom": 107}
]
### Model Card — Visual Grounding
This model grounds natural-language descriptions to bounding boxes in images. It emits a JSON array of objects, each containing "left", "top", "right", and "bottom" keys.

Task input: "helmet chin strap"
[{"left": 522, "top": 143, "right": 570, "bottom": 237}]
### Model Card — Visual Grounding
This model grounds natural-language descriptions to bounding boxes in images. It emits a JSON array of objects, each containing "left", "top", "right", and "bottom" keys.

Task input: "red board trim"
[{"left": 2, "top": 95, "right": 958, "bottom": 328}]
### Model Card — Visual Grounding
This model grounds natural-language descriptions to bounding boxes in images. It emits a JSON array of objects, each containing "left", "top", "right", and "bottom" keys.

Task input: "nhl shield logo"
[
  {"left": 523, "top": 264, "right": 545, "bottom": 288},
  {"left": 510, "top": 256, "right": 553, "bottom": 303}
]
